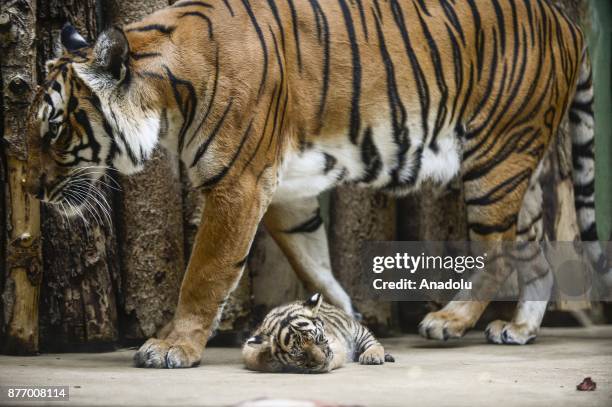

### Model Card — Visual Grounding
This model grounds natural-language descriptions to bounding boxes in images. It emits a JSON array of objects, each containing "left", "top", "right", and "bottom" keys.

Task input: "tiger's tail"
[{"left": 569, "top": 49, "right": 611, "bottom": 286}]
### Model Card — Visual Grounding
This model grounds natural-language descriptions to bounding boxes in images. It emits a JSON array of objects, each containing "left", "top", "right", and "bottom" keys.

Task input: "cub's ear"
[
  {"left": 91, "top": 26, "right": 130, "bottom": 82},
  {"left": 304, "top": 293, "right": 323, "bottom": 316},
  {"left": 245, "top": 335, "right": 268, "bottom": 348},
  {"left": 60, "top": 24, "right": 89, "bottom": 53}
]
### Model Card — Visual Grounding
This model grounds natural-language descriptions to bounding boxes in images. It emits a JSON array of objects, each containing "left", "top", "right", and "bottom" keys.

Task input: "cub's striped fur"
[
  {"left": 243, "top": 294, "right": 394, "bottom": 373},
  {"left": 25, "top": 0, "right": 607, "bottom": 368}
]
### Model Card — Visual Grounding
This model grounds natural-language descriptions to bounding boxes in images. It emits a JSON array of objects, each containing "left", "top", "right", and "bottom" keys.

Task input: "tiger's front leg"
[{"left": 134, "top": 174, "right": 273, "bottom": 368}]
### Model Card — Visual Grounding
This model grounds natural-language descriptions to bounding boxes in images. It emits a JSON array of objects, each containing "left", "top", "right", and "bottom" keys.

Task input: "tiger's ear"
[
  {"left": 304, "top": 293, "right": 323, "bottom": 316},
  {"left": 91, "top": 26, "right": 130, "bottom": 83},
  {"left": 245, "top": 334, "right": 269, "bottom": 349},
  {"left": 60, "top": 24, "right": 89, "bottom": 53}
]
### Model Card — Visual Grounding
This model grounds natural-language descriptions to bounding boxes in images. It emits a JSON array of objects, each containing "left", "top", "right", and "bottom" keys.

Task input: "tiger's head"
[
  {"left": 25, "top": 24, "right": 158, "bottom": 215},
  {"left": 244, "top": 293, "right": 333, "bottom": 373}
]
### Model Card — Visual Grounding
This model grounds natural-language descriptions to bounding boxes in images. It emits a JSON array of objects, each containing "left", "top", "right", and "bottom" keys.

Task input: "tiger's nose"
[{"left": 24, "top": 173, "right": 46, "bottom": 200}]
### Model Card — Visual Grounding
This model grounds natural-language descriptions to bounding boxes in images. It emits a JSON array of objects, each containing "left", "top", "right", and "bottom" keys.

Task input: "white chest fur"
[{"left": 273, "top": 126, "right": 462, "bottom": 204}]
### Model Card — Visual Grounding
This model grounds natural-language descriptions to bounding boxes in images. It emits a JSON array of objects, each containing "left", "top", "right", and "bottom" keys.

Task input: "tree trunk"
[
  {"left": 248, "top": 227, "right": 307, "bottom": 323},
  {"left": 330, "top": 188, "right": 396, "bottom": 335},
  {"left": 36, "top": 0, "right": 121, "bottom": 352},
  {"left": 106, "top": 0, "right": 186, "bottom": 342},
  {"left": 0, "top": 0, "right": 43, "bottom": 354}
]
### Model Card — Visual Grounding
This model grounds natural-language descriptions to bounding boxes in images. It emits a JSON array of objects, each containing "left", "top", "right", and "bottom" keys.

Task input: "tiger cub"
[{"left": 243, "top": 293, "right": 394, "bottom": 373}]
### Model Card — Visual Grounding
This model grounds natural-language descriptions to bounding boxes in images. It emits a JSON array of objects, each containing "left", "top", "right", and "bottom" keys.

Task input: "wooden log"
[
  {"left": 249, "top": 227, "right": 307, "bottom": 323},
  {"left": 35, "top": 0, "right": 121, "bottom": 352},
  {"left": 0, "top": 0, "right": 42, "bottom": 354},
  {"left": 395, "top": 182, "right": 467, "bottom": 328},
  {"left": 104, "top": 0, "right": 186, "bottom": 341},
  {"left": 329, "top": 188, "right": 396, "bottom": 335}
]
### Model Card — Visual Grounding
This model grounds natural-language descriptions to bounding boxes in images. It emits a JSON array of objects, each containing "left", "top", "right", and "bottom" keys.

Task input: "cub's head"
[
  {"left": 243, "top": 293, "right": 333, "bottom": 373},
  {"left": 25, "top": 24, "right": 131, "bottom": 216}
]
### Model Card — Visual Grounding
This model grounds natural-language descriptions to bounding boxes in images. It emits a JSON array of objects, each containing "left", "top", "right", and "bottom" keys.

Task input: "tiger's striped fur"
[
  {"left": 243, "top": 294, "right": 393, "bottom": 373},
  {"left": 24, "top": 0, "right": 606, "bottom": 368}
]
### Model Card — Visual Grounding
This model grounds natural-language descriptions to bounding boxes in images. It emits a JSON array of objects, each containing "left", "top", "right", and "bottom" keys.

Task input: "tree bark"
[
  {"left": 248, "top": 227, "right": 307, "bottom": 323},
  {"left": 0, "top": 0, "right": 42, "bottom": 354},
  {"left": 35, "top": 0, "right": 121, "bottom": 352},
  {"left": 330, "top": 188, "right": 396, "bottom": 335},
  {"left": 106, "top": 0, "right": 186, "bottom": 342}
]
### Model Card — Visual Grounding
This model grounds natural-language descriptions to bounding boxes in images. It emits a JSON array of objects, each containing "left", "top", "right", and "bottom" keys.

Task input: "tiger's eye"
[{"left": 49, "top": 122, "right": 60, "bottom": 137}]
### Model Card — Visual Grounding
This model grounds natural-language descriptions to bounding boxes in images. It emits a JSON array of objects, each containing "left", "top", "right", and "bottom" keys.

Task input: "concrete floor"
[{"left": 0, "top": 327, "right": 610, "bottom": 407}]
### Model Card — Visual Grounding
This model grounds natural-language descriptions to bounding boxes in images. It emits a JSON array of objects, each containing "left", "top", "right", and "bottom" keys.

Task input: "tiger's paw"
[
  {"left": 359, "top": 346, "right": 386, "bottom": 365},
  {"left": 134, "top": 337, "right": 202, "bottom": 368},
  {"left": 485, "top": 320, "right": 537, "bottom": 345},
  {"left": 419, "top": 311, "right": 471, "bottom": 340}
]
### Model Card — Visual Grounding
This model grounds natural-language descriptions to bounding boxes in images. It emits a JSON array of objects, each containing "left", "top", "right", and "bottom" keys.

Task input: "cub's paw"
[
  {"left": 359, "top": 346, "right": 386, "bottom": 365},
  {"left": 485, "top": 320, "right": 537, "bottom": 345},
  {"left": 134, "top": 338, "right": 202, "bottom": 368},
  {"left": 384, "top": 352, "right": 395, "bottom": 363},
  {"left": 419, "top": 311, "right": 470, "bottom": 340}
]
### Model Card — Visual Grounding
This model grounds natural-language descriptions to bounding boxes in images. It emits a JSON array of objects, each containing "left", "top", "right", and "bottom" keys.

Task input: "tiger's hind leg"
[
  {"left": 486, "top": 177, "right": 554, "bottom": 344},
  {"left": 420, "top": 154, "right": 536, "bottom": 340},
  {"left": 264, "top": 197, "right": 354, "bottom": 316}
]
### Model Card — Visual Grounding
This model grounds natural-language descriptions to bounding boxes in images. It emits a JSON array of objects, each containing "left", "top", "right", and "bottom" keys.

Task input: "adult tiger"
[{"left": 24, "top": 0, "right": 603, "bottom": 369}]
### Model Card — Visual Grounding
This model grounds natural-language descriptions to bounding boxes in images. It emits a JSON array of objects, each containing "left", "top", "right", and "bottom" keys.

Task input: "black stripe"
[
  {"left": 172, "top": 1, "right": 213, "bottom": 8},
  {"left": 463, "top": 125, "right": 527, "bottom": 182},
  {"left": 516, "top": 212, "right": 543, "bottom": 235},
  {"left": 308, "top": 0, "right": 330, "bottom": 126},
  {"left": 414, "top": 0, "right": 431, "bottom": 16},
  {"left": 287, "top": 0, "right": 302, "bottom": 72},
  {"left": 506, "top": 0, "right": 520, "bottom": 89},
  {"left": 446, "top": 23, "right": 463, "bottom": 123},
  {"left": 165, "top": 66, "right": 197, "bottom": 154},
  {"left": 465, "top": 169, "right": 532, "bottom": 206},
  {"left": 574, "top": 200, "right": 595, "bottom": 210},
  {"left": 415, "top": 6, "right": 447, "bottom": 151},
  {"left": 523, "top": 0, "right": 535, "bottom": 47},
  {"left": 266, "top": 28, "right": 286, "bottom": 153},
  {"left": 178, "top": 11, "right": 213, "bottom": 38},
  {"left": 241, "top": 0, "right": 268, "bottom": 98},
  {"left": 358, "top": 127, "right": 382, "bottom": 184},
  {"left": 574, "top": 180, "right": 594, "bottom": 197},
  {"left": 439, "top": 0, "right": 465, "bottom": 45},
  {"left": 197, "top": 121, "right": 253, "bottom": 189},
  {"left": 190, "top": 98, "right": 233, "bottom": 167},
  {"left": 373, "top": 9, "right": 408, "bottom": 183},
  {"left": 338, "top": 0, "right": 362, "bottom": 144},
  {"left": 126, "top": 24, "right": 175, "bottom": 35},
  {"left": 580, "top": 223, "right": 598, "bottom": 241},
  {"left": 188, "top": 47, "right": 220, "bottom": 147},
  {"left": 491, "top": 0, "right": 506, "bottom": 56},
  {"left": 571, "top": 99, "right": 594, "bottom": 116},
  {"left": 267, "top": 0, "right": 286, "bottom": 53},
  {"left": 131, "top": 52, "right": 162, "bottom": 60},
  {"left": 323, "top": 153, "right": 337, "bottom": 174},
  {"left": 51, "top": 80, "right": 62, "bottom": 94},
  {"left": 391, "top": 0, "right": 430, "bottom": 141},
  {"left": 355, "top": 0, "right": 369, "bottom": 41},
  {"left": 572, "top": 138, "right": 594, "bottom": 158},
  {"left": 241, "top": 85, "right": 278, "bottom": 175},
  {"left": 284, "top": 209, "right": 323, "bottom": 234},
  {"left": 223, "top": 0, "right": 235, "bottom": 16},
  {"left": 465, "top": 0, "right": 484, "bottom": 80},
  {"left": 468, "top": 214, "right": 517, "bottom": 236}
]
